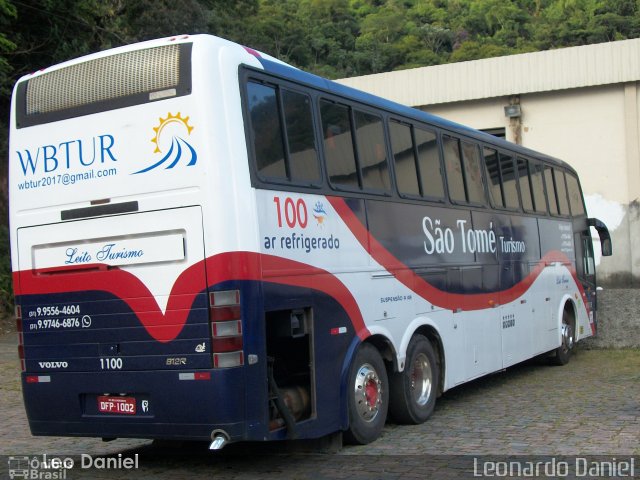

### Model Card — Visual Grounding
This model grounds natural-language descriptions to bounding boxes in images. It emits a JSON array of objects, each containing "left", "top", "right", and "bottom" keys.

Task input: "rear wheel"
[
  {"left": 552, "top": 310, "right": 575, "bottom": 365},
  {"left": 389, "top": 335, "right": 439, "bottom": 424},
  {"left": 344, "top": 343, "right": 389, "bottom": 445}
]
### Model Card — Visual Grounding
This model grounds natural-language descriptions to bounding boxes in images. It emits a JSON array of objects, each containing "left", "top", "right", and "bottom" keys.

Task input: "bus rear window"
[{"left": 16, "top": 43, "right": 192, "bottom": 128}]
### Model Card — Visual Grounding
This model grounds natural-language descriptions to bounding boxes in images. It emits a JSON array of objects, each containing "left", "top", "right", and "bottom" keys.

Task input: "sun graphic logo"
[
  {"left": 133, "top": 112, "right": 197, "bottom": 174},
  {"left": 313, "top": 201, "right": 328, "bottom": 227}
]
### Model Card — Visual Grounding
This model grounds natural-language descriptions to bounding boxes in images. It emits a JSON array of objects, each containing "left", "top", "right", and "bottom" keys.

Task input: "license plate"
[{"left": 97, "top": 396, "right": 137, "bottom": 415}]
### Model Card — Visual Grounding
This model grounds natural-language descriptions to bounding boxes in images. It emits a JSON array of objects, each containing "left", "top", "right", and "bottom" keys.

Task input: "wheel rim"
[
  {"left": 561, "top": 320, "right": 574, "bottom": 353},
  {"left": 354, "top": 363, "right": 382, "bottom": 422},
  {"left": 410, "top": 352, "right": 433, "bottom": 407}
]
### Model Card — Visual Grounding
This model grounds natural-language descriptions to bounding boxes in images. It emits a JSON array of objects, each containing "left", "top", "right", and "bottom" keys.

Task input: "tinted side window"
[
  {"left": 530, "top": 162, "right": 547, "bottom": 213},
  {"left": 389, "top": 120, "right": 419, "bottom": 196},
  {"left": 415, "top": 127, "right": 444, "bottom": 199},
  {"left": 566, "top": 173, "right": 586, "bottom": 216},
  {"left": 247, "top": 82, "right": 286, "bottom": 179},
  {"left": 554, "top": 169, "right": 570, "bottom": 215},
  {"left": 544, "top": 166, "right": 559, "bottom": 215},
  {"left": 320, "top": 100, "right": 358, "bottom": 188},
  {"left": 461, "top": 141, "right": 486, "bottom": 204},
  {"left": 483, "top": 148, "right": 503, "bottom": 207},
  {"left": 354, "top": 110, "right": 390, "bottom": 191},
  {"left": 500, "top": 153, "right": 519, "bottom": 209},
  {"left": 443, "top": 135, "right": 466, "bottom": 202},
  {"left": 282, "top": 89, "right": 320, "bottom": 183},
  {"left": 517, "top": 158, "right": 534, "bottom": 211}
]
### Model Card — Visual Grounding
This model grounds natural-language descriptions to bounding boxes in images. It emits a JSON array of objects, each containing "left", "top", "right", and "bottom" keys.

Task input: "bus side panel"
[
  {"left": 538, "top": 218, "right": 593, "bottom": 340},
  {"left": 259, "top": 282, "right": 357, "bottom": 440}
]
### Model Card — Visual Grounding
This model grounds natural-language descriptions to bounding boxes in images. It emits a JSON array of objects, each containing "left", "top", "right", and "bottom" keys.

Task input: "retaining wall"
[{"left": 582, "top": 288, "right": 640, "bottom": 349}]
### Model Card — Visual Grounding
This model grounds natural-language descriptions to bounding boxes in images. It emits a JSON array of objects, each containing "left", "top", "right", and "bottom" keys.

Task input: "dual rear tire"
[
  {"left": 389, "top": 335, "right": 439, "bottom": 425},
  {"left": 345, "top": 335, "right": 439, "bottom": 444}
]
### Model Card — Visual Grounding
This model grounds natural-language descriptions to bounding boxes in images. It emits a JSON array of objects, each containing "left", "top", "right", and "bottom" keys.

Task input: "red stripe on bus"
[
  {"left": 13, "top": 252, "right": 369, "bottom": 342},
  {"left": 205, "top": 252, "right": 369, "bottom": 340}
]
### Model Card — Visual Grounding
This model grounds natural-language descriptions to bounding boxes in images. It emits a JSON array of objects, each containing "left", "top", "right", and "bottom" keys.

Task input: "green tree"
[
  {"left": 115, "top": 0, "right": 210, "bottom": 43},
  {"left": 0, "top": 0, "right": 17, "bottom": 98},
  {"left": 530, "top": 0, "right": 640, "bottom": 47},
  {"left": 298, "top": 0, "right": 359, "bottom": 77},
  {"left": 355, "top": 2, "right": 407, "bottom": 72},
  {"left": 0, "top": 2, "right": 16, "bottom": 229},
  {"left": 205, "top": 0, "right": 259, "bottom": 43},
  {"left": 249, "top": 0, "right": 310, "bottom": 65},
  {"left": 465, "top": 0, "right": 533, "bottom": 47}
]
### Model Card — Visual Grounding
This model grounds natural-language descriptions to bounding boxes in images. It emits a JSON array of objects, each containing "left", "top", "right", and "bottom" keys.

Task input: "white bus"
[{"left": 9, "top": 34, "right": 612, "bottom": 447}]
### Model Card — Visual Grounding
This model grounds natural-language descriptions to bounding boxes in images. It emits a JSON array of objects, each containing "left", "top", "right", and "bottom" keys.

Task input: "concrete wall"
[{"left": 582, "top": 289, "right": 640, "bottom": 349}]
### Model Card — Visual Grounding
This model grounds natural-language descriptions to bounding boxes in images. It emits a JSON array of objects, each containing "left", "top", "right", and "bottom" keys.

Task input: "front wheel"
[
  {"left": 389, "top": 335, "right": 439, "bottom": 424},
  {"left": 344, "top": 343, "right": 389, "bottom": 445},
  {"left": 551, "top": 311, "right": 575, "bottom": 365}
]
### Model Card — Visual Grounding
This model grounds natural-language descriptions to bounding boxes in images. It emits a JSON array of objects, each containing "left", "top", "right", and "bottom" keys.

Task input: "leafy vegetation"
[{"left": 1, "top": 0, "right": 639, "bottom": 319}]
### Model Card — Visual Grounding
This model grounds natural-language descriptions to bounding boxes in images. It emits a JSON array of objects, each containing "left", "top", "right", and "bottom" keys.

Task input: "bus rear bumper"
[
  {"left": 21, "top": 368, "right": 254, "bottom": 443},
  {"left": 26, "top": 419, "right": 244, "bottom": 443}
]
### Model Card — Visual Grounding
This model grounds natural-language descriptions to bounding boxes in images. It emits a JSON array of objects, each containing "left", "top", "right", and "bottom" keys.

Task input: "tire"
[
  {"left": 344, "top": 343, "right": 389, "bottom": 445},
  {"left": 551, "top": 310, "right": 575, "bottom": 366},
  {"left": 389, "top": 335, "right": 439, "bottom": 425}
]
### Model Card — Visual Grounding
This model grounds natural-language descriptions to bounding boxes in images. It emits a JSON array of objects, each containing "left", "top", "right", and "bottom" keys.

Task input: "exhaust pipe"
[{"left": 209, "top": 430, "right": 230, "bottom": 450}]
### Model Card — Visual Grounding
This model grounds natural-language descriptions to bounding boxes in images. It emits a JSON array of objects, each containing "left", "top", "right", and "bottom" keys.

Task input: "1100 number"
[{"left": 100, "top": 358, "right": 123, "bottom": 370}]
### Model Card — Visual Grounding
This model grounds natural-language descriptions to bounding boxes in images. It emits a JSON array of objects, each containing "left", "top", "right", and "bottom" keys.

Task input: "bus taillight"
[
  {"left": 213, "top": 351, "right": 244, "bottom": 369},
  {"left": 16, "top": 305, "right": 25, "bottom": 372},
  {"left": 209, "top": 290, "right": 244, "bottom": 368}
]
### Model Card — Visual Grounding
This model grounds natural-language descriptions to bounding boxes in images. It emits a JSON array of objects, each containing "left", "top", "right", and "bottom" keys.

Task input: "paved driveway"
[{"left": 1, "top": 333, "right": 638, "bottom": 479}]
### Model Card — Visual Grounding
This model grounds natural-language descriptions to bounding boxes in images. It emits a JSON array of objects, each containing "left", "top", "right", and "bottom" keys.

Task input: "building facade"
[{"left": 337, "top": 39, "right": 640, "bottom": 286}]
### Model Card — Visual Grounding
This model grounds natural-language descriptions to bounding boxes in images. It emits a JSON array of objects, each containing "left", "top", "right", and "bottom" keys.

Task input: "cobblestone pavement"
[{"left": 1, "top": 332, "right": 638, "bottom": 479}]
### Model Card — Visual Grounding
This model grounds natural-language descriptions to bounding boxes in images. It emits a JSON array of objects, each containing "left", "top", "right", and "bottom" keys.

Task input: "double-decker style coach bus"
[{"left": 9, "top": 34, "right": 612, "bottom": 447}]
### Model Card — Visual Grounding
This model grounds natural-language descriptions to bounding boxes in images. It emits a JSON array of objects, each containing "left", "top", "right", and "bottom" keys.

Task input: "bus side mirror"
[{"left": 587, "top": 218, "right": 612, "bottom": 257}]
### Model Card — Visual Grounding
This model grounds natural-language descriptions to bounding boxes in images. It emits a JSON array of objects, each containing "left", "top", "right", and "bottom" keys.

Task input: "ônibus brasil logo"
[{"left": 133, "top": 112, "right": 197, "bottom": 174}]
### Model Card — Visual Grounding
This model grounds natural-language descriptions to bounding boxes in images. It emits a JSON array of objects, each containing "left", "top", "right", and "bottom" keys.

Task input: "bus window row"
[{"left": 244, "top": 75, "right": 586, "bottom": 218}]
